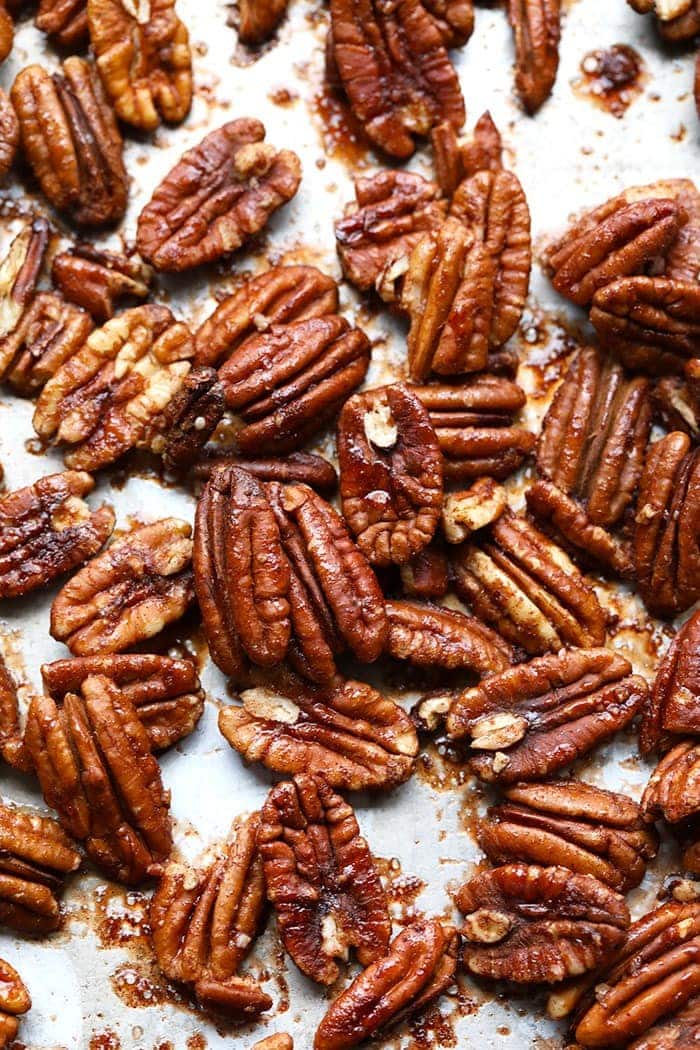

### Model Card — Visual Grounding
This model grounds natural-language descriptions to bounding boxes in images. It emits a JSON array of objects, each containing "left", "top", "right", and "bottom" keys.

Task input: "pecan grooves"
[
  {"left": 36, "top": 0, "right": 88, "bottom": 48},
  {"left": 508, "top": 0, "right": 561, "bottom": 114},
  {"left": 0, "top": 90, "right": 18, "bottom": 179},
  {"left": 641, "top": 609, "right": 700, "bottom": 753},
  {"left": 0, "top": 292, "right": 94, "bottom": 396},
  {"left": 238, "top": 0, "right": 288, "bottom": 43},
  {"left": 0, "top": 219, "right": 50, "bottom": 342},
  {"left": 52, "top": 245, "right": 152, "bottom": 323},
  {"left": 160, "top": 367, "right": 225, "bottom": 473},
  {"left": 193, "top": 452, "right": 338, "bottom": 492},
  {"left": 385, "top": 599, "right": 513, "bottom": 673},
  {"left": 0, "top": 655, "right": 29, "bottom": 771},
  {"left": 423, "top": 0, "right": 474, "bottom": 45}
]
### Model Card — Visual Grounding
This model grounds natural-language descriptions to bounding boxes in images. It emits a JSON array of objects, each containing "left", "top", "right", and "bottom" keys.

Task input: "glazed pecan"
[
  {"left": 0, "top": 655, "right": 29, "bottom": 771},
  {"left": 0, "top": 471, "right": 114, "bottom": 599},
  {"left": 0, "top": 3, "right": 12, "bottom": 64},
  {"left": 0, "top": 959, "right": 30, "bottom": 1049},
  {"left": 0, "top": 799, "right": 81, "bottom": 934},
  {"left": 641, "top": 738, "right": 700, "bottom": 825},
  {"left": 0, "top": 292, "right": 93, "bottom": 395},
  {"left": 329, "top": 0, "right": 465, "bottom": 159},
  {"left": 478, "top": 780, "right": 658, "bottom": 892},
  {"left": 423, "top": 0, "right": 473, "bottom": 45},
  {"left": 259, "top": 773, "right": 390, "bottom": 984},
  {"left": 36, "top": 0, "right": 88, "bottom": 48},
  {"left": 193, "top": 452, "right": 338, "bottom": 492},
  {"left": 11, "top": 57, "right": 127, "bottom": 227},
  {"left": 136, "top": 119, "right": 301, "bottom": 272},
  {"left": 641, "top": 610, "right": 700, "bottom": 753},
  {"left": 0, "top": 219, "right": 50, "bottom": 343},
  {"left": 52, "top": 245, "right": 152, "bottom": 323},
  {"left": 151, "top": 814, "right": 271, "bottom": 1016},
  {"left": 633, "top": 432, "right": 700, "bottom": 616},
  {"left": 33, "top": 304, "right": 194, "bottom": 472},
  {"left": 446, "top": 647, "right": 647, "bottom": 783},
  {"left": 50, "top": 518, "right": 194, "bottom": 655},
  {"left": 160, "top": 367, "right": 225, "bottom": 473},
  {"left": 508, "top": 0, "right": 561, "bottom": 114},
  {"left": 652, "top": 358, "right": 700, "bottom": 440},
  {"left": 24, "top": 674, "right": 172, "bottom": 883},
  {"left": 314, "top": 919, "right": 458, "bottom": 1050},
  {"left": 338, "top": 384, "right": 443, "bottom": 566},
  {"left": 0, "top": 90, "right": 18, "bottom": 179},
  {"left": 399, "top": 542, "right": 449, "bottom": 597},
  {"left": 219, "top": 677, "right": 418, "bottom": 791},
  {"left": 385, "top": 599, "right": 513, "bottom": 673},
  {"left": 451, "top": 512, "right": 607, "bottom": 654},
  {"left": 442, "top": 478, "right": 508, "bottom": 543},
  {"left": 238, "top": 0, "right": 288, "bottom": 43},
  {"left": 629, "top": 997, "right": 700, "bottom": 1050},
  {"left": 458, "top": 864, "right": 629, "bottom": 983}
]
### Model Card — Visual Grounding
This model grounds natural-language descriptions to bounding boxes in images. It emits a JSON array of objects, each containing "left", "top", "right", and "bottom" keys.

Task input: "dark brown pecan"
[
  {"left": 385, "top": 599, "right": 513, "bottom": 673},
  {"left": 479, "top": 780, "right": 658, "bottom": 892},
  {"left": 160, "top": 367, "right": 226, "bottom": 473},
  {"left": 238, "top": 0, "right": 288, "bottom": 43},
  {"left": 50, "top": 518, "right": 194, "bottom": 655},
  {"left": 52, "top": 245, "right": 152, "bottom": 323},
  {"left": 11, "top": 57, "right": 127, "bottom": 228},
  {"left": 458, "top": 863, "right": 629, "bottom": 984},
  {"left": 150, "top": 814, "right": 271, "bottom": 1016},
  {"left": 36, "top": 0, "right": 88, "bottom": 48},
  {"left": 451, "top": 511, "right": 607, "bottom": 655},
  {"left": 329, "top": 0, "right": 465, "bottom": 159},
  {"left": 446, "top": 647, "right": 647, "bottom": 783},
  {"left": 399, "top": 542, "right": 449, "bottom": 597},
  {"left": 0, "top": 292, "right": 94, "bottom": 395},
  {"left": 24, "top": 674, "right": 172, "bottom": 883},
  {"left": 0, "top": 655, "right": 29, "bottom": 771},
  {"left": 0, "top": 219, "right": 50, "bottom": 342},
  {"left": 0, "top": 89, "right": 18, "bottom": 180},
  {"left": 136, "top": 119, "right": 301, "bottom": 272},
  {"left": 87, "top": 0, "right": 192, "bottom": 130},
  {"left": 32, "top": 304, "right": 194, "bottom": 472},
  {"left": 335, "top": 170, "right": 447, "bottom": 301},
  {"left": 652, "top": 358, "right": 700, "bottom": 440},
  {"left": 0, "top": 959, "right": 30, "bottom": 1049},
  {"left": 314, "top": 919, "right": 458, "bottom": 1050},
  {"left": 633, "top": 431, "right": 700, "bottom": 616},
  {"left": 641, "top": 610, "right": 700, "bottom": 753},
  {"left": 0, "top": 799, "right": 81, "bottom": 934},
  {"left": 219, "top": 677, "right": 418, "bottom": 792},
  {"left": 574, "top": 902, "right": 700, "bottom": 1047},
  {"left": 508, "top": 0, "right": 561, "bottom": 114},
  {"left": 0, "top": 471, "right": 115, "bottom": 599},
  {"left": 442, "top": 478, "right": 508, "bottom": 543},
  {"left": 259, "top": 773, "right": 390, "bottom": 984},
  {"left": 423, "top": 0, "right": 473, "bottom": 45},
  {"left": 338, "top": 384, "right": 443, "bottom": 566},
  {"left": 618, "top": 179, "right": 700, "bottom": 285},
  {"left": 194, "top": 452, "right": 338, "bottom": 492},
  {"left": 42, "top": 653, "right": 204, "bottom": 753}
]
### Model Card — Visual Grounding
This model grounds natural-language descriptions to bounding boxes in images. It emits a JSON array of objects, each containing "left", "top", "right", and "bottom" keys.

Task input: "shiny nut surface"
[
  {"left": 641, "top": 608, "right": 700, "bottom": 752},
  {"left": 508, "top": 0, "right": 561, "bottom": 114},
  {"left": 385, "top": 599, "right": 513, "bottom": 674},
  {"left": 52, "top": 245, "right": 152, "bottom": 323}
]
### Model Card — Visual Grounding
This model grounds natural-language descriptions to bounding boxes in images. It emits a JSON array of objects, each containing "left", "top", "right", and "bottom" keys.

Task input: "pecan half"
[
  {"left": 446, "top": 647, "right": 647, "bottom": 783},
  {"left": 24, "top": 674, "right": 172, "bottom": 883},
  {"left": 0, "top": 219, "right": 50, "bottom": 341},
  {"left": 52, "top": 245, "right": 152, "bottom": 323},
  {"left": 0, "top": 959, "right": 30, "bottom": 1049},
  {"left": 628, "top": 997, "right": 700, "bottom": 1050},
  {"left": 160, "top": 367, "right": 226, "bottom": 473},
  {"left": 458, "top": 863, "right": 629, "bottom": 983},
  {"left": 136, "top": 119, "right": 301, "bottom": 272},
  {"left": 0, "top": 656, "right": 29, "bottom": 771},
  {"left": 238, "top": 0, "right": 288, "bottom": 43},
  {"left": 652, "top": 358, "right": 700, "bottom": 440},
  {"left": 36, "top": 0, "right": 88, "bottom": 48},
  {"left": 0, "top": 4, "right": 13, "bottom": 64},
  {"left": 641, "top": 739, "right": 700, "bottom": 827},
  {"left": 478, "top": 780, "right": 658, "bottom": 892},
  {"left": 193, "top": 452, "right": 338, "bottom": 492},
  {"left": 219, "top": 677, "right": 418, "bottom": 791},
  {"left": 641, "top": 609, "right": 700, "bottom": 754},
  {"left": 0, "top": 292, "right": 94, "bottom": 395},
  {"left": 385, "top": 599, "right": 513, "bottom": 673},
  {"left": 0, "top": 90, "right": 18, "bottom": 179},
  {"left": 11, "top": 57, "right": 127, "bottom": 227},
  {"left": 508, "top": 0, "right": 561, "bottom": 114},
  {"left": 0, "top": 471, "right": 115, "bottom": 599},
  {"left": 423, "top": 0, "right": 474, "bottom": 45},
  {"left": 259, "top": 773, "right": 390, "bottom": 984},
  {"left": 314, "top": 919, "right": 458, "bottom": 1050},
  {"left": 50, "top": 518, "right": 194, "bottom": 655}
]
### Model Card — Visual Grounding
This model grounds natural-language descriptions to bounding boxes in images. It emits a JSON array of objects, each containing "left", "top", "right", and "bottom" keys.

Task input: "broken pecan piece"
[
  {"left": 136, "top": 119, "right": 301, "bottom": 272},
  {"left": 652, "top": 358, "right": 700, "bottom": 440},
  {"left": 238, "top": 0, "right": 288, "bottom": 43},
  {"left": 0, "top": 292, "right": 94, "bottom": 395},
  {"left": 385, "top": 599, "right": 513, "bottom": 673},
  {"left": 423, "top": 0, "right": 474, "bottom": 45},
  {"left": 253, "top": 1037, "right": 293, "bottom": 1050},
  {"left": 259, "top": 773, "right": 390, "bottom": 985},
  {"left": 0, "top": 959, "right": 30, "bottom": 1049},
  {"left": 0, "top": 655, "right": 29, "bottom": 772},
  {"left": 52, "top": 245, "right": 152, "bottom": 323},
  {"left": 641, "top": 739, "right": 700, "bottom": 826},
  {"left": 160, "top": 367, "right": 226, "bottom": 473},
  {"left": 0, "top": 219, "right": 50, "bottom": 343},
  {"left": 193, "top": 452, "right": 338, "bottom": 492},
  {"left": 508, "top": 0, "right": 561, "bottom": 114},
  {"left": 641, "top": 609, "right": 700, "bottom": 754},
  {"left": 0, "top": 90, "right": 18, "bottom": 179},
  {"left": 36, "top": 0, "right": 88, "bottom": 48},
  {"left": 399, "top": 542, "right": 449, "bottom": 598},
  {"left": 442, "top": 478, "right": 508, "bottom": 543}
]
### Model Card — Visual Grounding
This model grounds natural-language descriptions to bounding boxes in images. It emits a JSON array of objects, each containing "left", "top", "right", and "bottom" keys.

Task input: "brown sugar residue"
[
  {"left": 111, "top": 964, "right": 179, "bottom": 1010},
  {"left": 376, "top": 856, "right": 426, "bottom": 927},
  {"left": 269, "top": 87, "right": 298, "bottom": 107},
  {"left": 311, "top": 85, "right": 373, "bottom": 169},
  {"left": 89, "top": 1033, "right": 121, "bottom": 1050},
  {"left": 573, "top": 45, "right": 647, "bottom": 118},
  {"left": 92, "top": 883, "right": 152, "bottom": 952},
  {"left": 186, "top": 1036, "right": 207, "bottom": 1050}
]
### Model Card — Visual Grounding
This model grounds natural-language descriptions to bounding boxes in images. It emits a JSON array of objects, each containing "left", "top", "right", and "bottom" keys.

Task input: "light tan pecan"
[
  {"left": 652, "top": 358, "right": 700, "bottom": 440},
  {"left": 423, "top": 0, "right": 474, "bottom": 45},
  {"left": 36, "top": 0, "right": 87, "bottom": 48},
  {"left": 136, "top": 119, "right": 301, "bottom": 272},
  {"left": 219, "top": 677, "right": 418, "bottom": 792},
  {"left": 50, "top": 518, "right": 194, "bottom": 655},
  {"left": 508, "top": 0, "right": 561, "bottom": 114},
  {"left": 0, "top": 471, "right": 115, "bottom": 600},
  {"left": 442, "top": 478, "right": 508, "bottom": 543},
  {"left": 459, "top": 863, "right": 629, "bottom": 984},
  {"left": 0, "top": 90, "right": 18, "bottom": 179},
  {"left": 314, "top": 919, "right": 458, "bottom": 1050},
  {"left": 24, "top": 674, "right": 172, "bottom": 883},
  {"left": 0, "top": 292, "right": 94, "bottom": 395},
  {"left": 447, "top": 647, "right": 647, "bottom": 783},
  {"left": 399, "top": 542, "right": 449, "bottom": 598},
  {"left": 194, "top": 452, "right": 338, "bottom": 493},
  {"left": 252, "top": 1037, "right": 293, "bottom": 1050},
  {"left": 0, "top": 655, "right": 29, "bottom": 772},
  {"left": 0, "top": 219, "right": 50, "bottom": 343},
  {"left": 259, "top": 773, "right": 390, "bottom": 985},
  {"left": 385, "top": 599, "right": 513, "bottom": 673},
  {"left": 52, "top": 245, "right": 152, "bottom": 323},
  {"left": 641, "top": 609, "right": 700, "bottom": 754},
  {"left": 0, "top": 959, "right": 30, "bottom": 1049},
  {"left": 160, "top": 367, "right": 226, "bottom": 474},
  {"left": 238, "top": 0, "right": 288, "bottom": 43}
]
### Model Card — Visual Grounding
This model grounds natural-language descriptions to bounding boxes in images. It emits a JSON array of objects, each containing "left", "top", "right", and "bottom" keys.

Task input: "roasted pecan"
[
  {"left": 641, "top": 738, "right": 700, "bottom": 824},
  {"left": 629, "top": 0, "right": 700, "bottom": 40},
  {"left": 633, "top": 431, "right": 700, "bottom": 616},
  {"left": 0, "top": 219, "right": 50, "bottom": 342},
  {"left": 458, "top": 863, "right": 628, "bottom": 983},
  {"left": 0, "top": 90, "right": 18, "bottom": 179},
  {"left": 451, "top": 512, "right": 607, "bottom": 655},
  {"left": 238, "top": 0, "right": 288, "bottom": 43},
  {"left": 478, "top": 780, "right": 658, "bottom": 892},
  {"left": 24, "top": 674, "right": 172, "bottom": 883},
  {"left": 11, "top": 57, "right": 127, "bottom": 228},
  {"left": 446, "top": 647, "right": 647, "bottom": 783},
  {"left": 36, "top": 0, "right": 88, "bottom": 48},
  {"left": 442, "top": 478, "right": 508, "bottom": 543},
  {"left": 52, "top": 245, "right": 152, "bottom": 323},
  {"left": 259, "top": 773, "right": 390, "bottom": 984},
  {"left": 160, "top": 367, "right": 225, "bottom": 473},
  {"left": 629, "top": 179, "right": 700, "bottom": 285},
  {"left": 219, "top": 677, "right": 417, "bottom": 791},
  {"left": 338, "top": 384, "right": 443, "bottom": 566},
  {"left": 0, "top": 959, "right": 30, "bottom": 1049},
  {"left": 385, "top": 599, "right": 513, "bottom": 673},
  {"left": 151, "top": 814, "right": 271, "bottom": 1016},
  {"left": 423, "top": 0, "right": 473, "bottom": 45},
  {"left": 0, "top": 655, "right": 29, "bottom": 771},
  {"left": 508, "top": 0, "right": 560, "bottom": 114},
  {"left": 628, "top": 996, "right": 700, "bottom": 1050},
  {"left": 252, "top": 1037, "right": 293, "bottom": 1050},
  {"left": 193, "top": 452, "right": 338, "bottom": 493},
  {"left": 50, "top": 518, "right": 194, "bottom": 655},
  {"left": 0, "top": 471, "right": 114, "bottom": 599},
  {"left": 399, "top": 542, "right": 449, "bottom": 597},
  {"left": 33, "top": 304, "right": 194, "bottom": 472},
  {"left": 459, "top": 110, "right": 503, "bottom": 179},
  {"left": 652, "top": 358, "right": 700, "bottom": 440},
  {"left": 314, "top": 918, "right": 458, "bottom": 1050},
  {"left": 136, "top": 119, "right": 301, "bottom": 272},
  {"left": 0, "top": 292, "right": 94, "bottom": 395},
  {"left": 0, "top": 3, "right": 13, "bottom": 64},
  {"left": 641, "top": 610, "right": 700, "bottom": 753}
]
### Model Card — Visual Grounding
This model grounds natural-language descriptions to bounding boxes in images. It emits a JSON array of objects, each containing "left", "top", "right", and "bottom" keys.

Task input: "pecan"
[
  {"left": 52, "top": 245, "right": 152, "bottom": 323},
  {"left": 0, "top": 799, "right": 81, "bottom": 933},
  {"left": 258, "top": 773, "right": 390, "bottom": 984},
  {"left": 641, "top": 739, "right": 700, "bottom": 828},
  {"left": 0, "top": 3, "right": 12, "bottom": 64},
  {"left": 160, "top": 367, "right": 226, "bottom": 473},
  {"left": 459, "top": 110, "right": 503, "bottom": 179},
  {"left": 151, "top": 814, "right": 271, "bottom": 1016},
  {"left": 385, "top": 599, "right": 513, "bottom": 673},
  {"left": 399, "top": 543, "right": 449, "bottom": 597},
  {"left": 50, "top": 518, "right": 194, "bottom": 655},
  {"left": 0, "top": 219, "right": 50, "bottom": 342},
  {"left": 423, "top": 0, "right": 474, "bottom": 45},
  {"left": 641, "top": 609, "right": 700, "bottom": 753},
  {"left": 0, "top": 90, "right": 18, "bottom": 179},
  {"left": 0, "top": 292, "right": 94, "bottom": 396},
  {"left": 0, "top": 655, "right": 29, "bottom": 771},
  {"left": 193, "top": 452, "right": 338, "bottom": 493},
  {"left": 508, "top": 0, "right": 560, "bottom": 114},
  {"left": 11, "top": 57, "right": 127, "bottom": 228},
  {"left": 628, "top": 997, "right": 700, "bottom": 1050},
  {"left": 136, "top": 119, "right": 302, "bottom": 272},
  {"left": 314, "top": 919, "right": 458, "bottom": 1050},
  {"left": 652, "top": 359, "right": 700, "bottom": 440},
  {"left": 218, "top": 677, "right": 418, "bottom": 792},
  {"left": 633, "top": 432, "right": 700, "bottom": 616},
  {"left": 42, "top": 653, "right": 204, "bottom": 753},
  {"left": 238, "top": 0, "right": 288, "bottom": 43},
  {"left": 659, "top": 1, "right": 700, "bottom": 40},
  {"left": 442, "top": 478, "right": 508, "bottom": 543},
  {"left": 0, "top": 959, "right": 30, "bottom": 1049},
  {"left": 446, "top": 647, "right": 647, "bottom": 783},
  {"left": 36, "top": 0, "right": 88, "bottom": 48},
  {"left": 33, "top": 304, "right": 194, "bottom": 472},
  {"left": 24, "top": 674, "right": 172, "bottom": 883},
  {"left": 0, "top": 471, "right": 115, "bottom": 599},
  {"left": 478, "top": 780, "right": 658, "bottom": 892},
  {"left": 253, "top": 1037, "right": 293, "bottom": 1050},
  {"left": 328, "top": 0, "right": 465, "bottom": 159},
  {"left": 451, "top": 512, "right": 607, "bottom": 654},
  {"left": 338, "top": 384, "right": 443, "bottom": 566},
  {"left": 458, "top": 864, "right": 629, "bottom": 983}
]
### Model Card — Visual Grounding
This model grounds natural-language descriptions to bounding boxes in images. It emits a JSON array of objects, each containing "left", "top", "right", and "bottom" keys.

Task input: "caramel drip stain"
[
  {"left": 111, "top": 963, "right": 182, "bottom": 1010},
  {"left": 311, "top": 85, "right": 372, "bottom": 169},
  {"left": 573, "top": 46, "right": 647, "bottom": 118},
  {"left": 416, "top": 739, "right": 473, "bottom": 792},
  {"left": 186, "top": 1036, "right": 207, "bottom": 1050},
  {"left": 89, "top": 1033, "right": 121, "bottom": 1050},
  {"left": 376, "top": 856, "right": 426, "bottom": 927}
]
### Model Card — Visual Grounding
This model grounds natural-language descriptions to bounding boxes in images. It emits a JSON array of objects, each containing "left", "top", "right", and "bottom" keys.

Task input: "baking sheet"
[{"left": 0, "top": 0, "right": 697, "bottom": 1046}]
